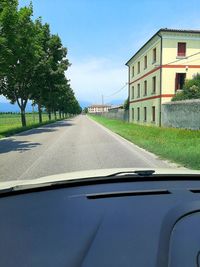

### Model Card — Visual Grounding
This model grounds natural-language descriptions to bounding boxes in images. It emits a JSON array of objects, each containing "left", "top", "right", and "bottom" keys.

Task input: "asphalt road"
[{"left": 0, "top": 115, "right": 174, "bottom": 181}]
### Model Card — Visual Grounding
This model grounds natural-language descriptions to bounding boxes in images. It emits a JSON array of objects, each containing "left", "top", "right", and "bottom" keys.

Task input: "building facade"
[
  {"left": 88, "top": 104, "right": 111, "bottom": 113},
  {"left": 126, "top": 28, "right": 200, "bottom": 126}
]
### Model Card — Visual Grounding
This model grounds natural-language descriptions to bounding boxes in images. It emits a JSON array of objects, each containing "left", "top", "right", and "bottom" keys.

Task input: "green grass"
[
  {"left": 0, "top": 113, "right": 63, "bottom": 138},
  {"left": 89, "top": 114, "right": 200, "bottom": 170}
]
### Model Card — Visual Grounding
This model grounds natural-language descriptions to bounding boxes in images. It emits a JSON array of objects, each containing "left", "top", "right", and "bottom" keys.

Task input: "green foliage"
[
  {"left": 83, "top": 107, "right": 88, "bottom": 113},
  {"left": 172, "top": 73, "right": 200, "bottom": 101},
  {"left": 0, "top": 0, "right": 80, "bottom": 127},
  {"left": 123, "top": 98, "right": 129, "bottom": 110},
  {"left": 0, "top": 0, "right": 18, "bottom": 76}
]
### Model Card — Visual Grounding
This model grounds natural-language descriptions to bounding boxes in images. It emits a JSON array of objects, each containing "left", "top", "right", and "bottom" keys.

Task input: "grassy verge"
[
  {"left": 89, "top": 115, "right": 200, "bottom": 170},
  {"left": 0, "top": 113, "right": 66, "bottom": 139}
]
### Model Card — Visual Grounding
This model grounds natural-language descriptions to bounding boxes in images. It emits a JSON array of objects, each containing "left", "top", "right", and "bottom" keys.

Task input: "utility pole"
[
  {"left": 101, "top": 94, "right": 104, "bottom": 114},
  {"left": 102, "top": 94, "right": 104, "bottom": 105}
]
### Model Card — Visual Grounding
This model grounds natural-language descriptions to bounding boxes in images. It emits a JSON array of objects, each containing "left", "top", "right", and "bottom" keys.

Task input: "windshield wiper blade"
[
  {"left": 2, "top": 170, "right": 200, "bottom": 196},
  {"left": 0, "top": 171, "right": 156, "bottom": 195},
  {"left": 0, "top": 170, "right": 156, "bottom": 194},
  {"left": 106, "top": 170, "right": 155, "bottom": 177}
]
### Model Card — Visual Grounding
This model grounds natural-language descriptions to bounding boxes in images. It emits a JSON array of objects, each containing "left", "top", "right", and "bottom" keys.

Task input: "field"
[
  {"left": 0, "top": 113, "right": 56, "bottom": 138},
  {"left": 89, "top": 115, "right": 200, "bottom": 170}
]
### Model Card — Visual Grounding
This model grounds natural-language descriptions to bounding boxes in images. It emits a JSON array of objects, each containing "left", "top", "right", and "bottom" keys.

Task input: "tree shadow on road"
[
  {"left": 17, "top": 120, "right": 74, "bottom": 136},
  {"left": 44, "top": 120, "right": 74, "bottom": 128},
  {"left": 17, "top": 127, "right": 57, "bottom": 136},
  {"left": 0, "top": 138, "right": 41, "bottom": 154}
]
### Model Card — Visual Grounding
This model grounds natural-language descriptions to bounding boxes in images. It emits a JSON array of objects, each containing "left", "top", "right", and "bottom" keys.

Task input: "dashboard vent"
[{"left": 87, "top": 190, "right": 170, "bottom": 199}]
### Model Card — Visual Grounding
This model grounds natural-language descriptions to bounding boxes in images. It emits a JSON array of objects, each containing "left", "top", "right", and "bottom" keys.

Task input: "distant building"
[
  {"left": 126, "top": 28, "right": 200, "bottom": 126},
  {"left": 108, "top": 105, "right": 124, "bottom": 112},
  {"left": 88, "top": 104, "right": 111, "bottom": 113}
]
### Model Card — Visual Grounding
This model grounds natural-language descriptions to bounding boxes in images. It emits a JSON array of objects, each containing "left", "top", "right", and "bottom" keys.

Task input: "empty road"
[{"left": 0, "top": 115, "right": 174, "bottom": 182}]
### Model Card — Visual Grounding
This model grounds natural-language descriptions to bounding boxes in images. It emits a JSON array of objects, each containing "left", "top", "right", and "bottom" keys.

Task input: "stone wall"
[
  {"left": 101, "top": 109, "right": 129, "bottom": 122},
  {"left": 162, "top": 99, "right": 200, "bottom": 130}
]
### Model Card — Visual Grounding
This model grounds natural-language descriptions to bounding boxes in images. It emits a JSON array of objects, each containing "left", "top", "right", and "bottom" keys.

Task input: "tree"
[
  {"left": 30, "top": 20, "right": 50, "bottom": 123},
  {"left": 83, "top": 107, "right": 88, "bottom": 114},
  {"left": 0, "top": 1, "right": 81, "bottom": 125},
  {"left": 0, "top": 2, "right": 42, "bottom": 126},
  {"left": 0, "top": 0, "right": 18, "bottom": 78},
  {"left": 172, "top": 73, "right": 200, "bottom": 101},
  {"left": 34, "top": 32, "right": 70, "bottom": 121},
  {"left": 60, "top": 84, "right": 81, "bottom": 116},
  {"left": 123, "top": 97, "right": 129, "bottom": 110}
]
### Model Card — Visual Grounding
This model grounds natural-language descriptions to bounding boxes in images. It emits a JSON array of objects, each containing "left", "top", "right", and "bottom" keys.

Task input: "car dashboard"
[{"left": 1, "top": 176, "right": 200, "bottom": 266}]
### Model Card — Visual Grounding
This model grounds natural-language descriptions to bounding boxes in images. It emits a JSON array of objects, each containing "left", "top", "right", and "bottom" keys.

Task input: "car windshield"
[{"left": 0, "top": 0, "right": 200, "bottom": 185}]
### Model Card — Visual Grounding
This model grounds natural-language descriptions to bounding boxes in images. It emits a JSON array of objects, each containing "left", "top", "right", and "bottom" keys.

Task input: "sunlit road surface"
[{"left": 0, "top": 115, "right": 175, "bottom": 182}]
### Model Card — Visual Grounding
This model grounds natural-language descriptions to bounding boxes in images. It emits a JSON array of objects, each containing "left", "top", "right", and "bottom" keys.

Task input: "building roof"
[
  {"left": 88, "top": 104, "right": 111, "bottom": 108},
  {"left": 160, "top": 28, "right": 200, "bottom": 34},
  {"left": 108, "top": 105, "right": 124, "bottom": 110},
  {"left": 125, "top": 28, "right": 200, "bottom": 66}
]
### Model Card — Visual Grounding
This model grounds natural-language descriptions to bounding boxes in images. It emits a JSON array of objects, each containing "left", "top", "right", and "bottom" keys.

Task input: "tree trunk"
[
  {"left": 48, "top": 110, "right": 51, "bottom": 121},
  {"left": 20, "top": 108, "right": 26, "bottom": 127},
  {"left": 59, "top": 110, "right": 61, "bottom": 119},
  {"left": 38, "top": 104, "right": 42, "bottom": 123},
  {"left": 54, "top": 111, "right": 57, "bottom": 120},
  {"left": 16, "top": 98, "right": 27, "bottom": 127}
]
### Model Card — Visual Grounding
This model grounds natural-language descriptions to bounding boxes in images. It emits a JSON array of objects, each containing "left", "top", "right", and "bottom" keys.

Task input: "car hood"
[{"left": 0, "top": 168, "right": 200, "bottom": 191}]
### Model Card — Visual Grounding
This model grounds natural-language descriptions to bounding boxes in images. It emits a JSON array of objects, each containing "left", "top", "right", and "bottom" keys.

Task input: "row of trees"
[{"left": 0, "top": 0, "right": 81, "bottom": 126}]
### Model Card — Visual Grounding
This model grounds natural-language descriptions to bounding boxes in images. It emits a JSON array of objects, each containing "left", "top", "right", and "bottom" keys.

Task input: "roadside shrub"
[{"left": 172, "top": 73, "right": 200, "bottom": 101}]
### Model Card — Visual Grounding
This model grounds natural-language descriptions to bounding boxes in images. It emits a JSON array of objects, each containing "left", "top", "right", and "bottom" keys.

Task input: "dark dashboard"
[{"left": 1, "top": 176, "right": 200, "bottom": 266}]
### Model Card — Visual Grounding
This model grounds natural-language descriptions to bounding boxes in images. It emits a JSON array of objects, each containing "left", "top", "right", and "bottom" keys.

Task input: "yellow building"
[{"left": 126, "top": 28, "right": 200, "bottom": 126}]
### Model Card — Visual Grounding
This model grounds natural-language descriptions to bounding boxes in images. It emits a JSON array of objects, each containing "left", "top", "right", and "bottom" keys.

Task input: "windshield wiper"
[
  {"left": 1, "top": 170, "right": 200, "bottom": 196},
  {"left": 106, "top": 170, "right": 155, "bottom": 177},
  {"left": 0, "top": 170, "right": 156, "bottom": 196}
]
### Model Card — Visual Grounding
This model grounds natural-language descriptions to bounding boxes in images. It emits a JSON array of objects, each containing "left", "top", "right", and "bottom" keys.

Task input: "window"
[
  {"left": 144, "top": 107, "right": 147, "bottom": 122},
  {"left": 132, "top": 66, "right": 134, "bottom": 77},
  {"left": 131, "top": 86, "right": 134, "bottom": 99},
  {"left": 144, "top": 80, "right": 147, "bottom": 96},
  {"left": 137, "top": 61, "right": 140, "bottom": 73},
  {"left": 175, "top": 73, "right": 186, "bottom": 90},
  {"left": 177, "top": 42, "right": 186, "bottom": 57},
  {"left": 152, "top": 106, "right": 155, "bottom": 122},
  {"left": 132, "top": 108, "right": 134, "bottom": 121},
  {"left": 152, "top": 76, "right": 156, "bottom": 94},
  {"left": 137, "top": 84, "right": 140, "bottom": 98},
  {"left": 152, "top": 48, "right": 156, "bottom": 63},
  {"left": 144, "top": 55, "right": 147, "bottom": 69},
  {"left": 137, "top": 107, "right": 140, "bottom": 121}
]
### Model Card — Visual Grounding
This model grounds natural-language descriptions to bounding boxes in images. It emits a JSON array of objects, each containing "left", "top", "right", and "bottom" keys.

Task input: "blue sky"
[{"left": 1, "top": 0, "right": 200, "bottom": 105}]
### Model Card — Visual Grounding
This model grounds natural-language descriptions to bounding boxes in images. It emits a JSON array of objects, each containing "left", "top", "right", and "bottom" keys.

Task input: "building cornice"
[
  {"left": 129, "top": 94, "right": 175, "bottom": 104},
  {"left": 125, "top": 28, "right": 200, "bottom": 66}
]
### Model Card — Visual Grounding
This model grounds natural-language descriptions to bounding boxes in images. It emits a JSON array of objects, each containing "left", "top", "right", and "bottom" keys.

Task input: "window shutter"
[
  {"left": 175, "top": 73, "right": 179, "bottom": 91},
  {"left": 178, "top": 43, "right": 186, "bottom": 56},
  {"left": 153, "top": 48, "right": 156, "bottom": 62}
]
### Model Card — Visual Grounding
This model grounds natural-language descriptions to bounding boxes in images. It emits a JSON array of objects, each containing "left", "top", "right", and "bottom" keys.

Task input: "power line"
[
  {"left": 104, "top": 83, "right": 128, "bottom": 98},
  {"left": 101, "top": 51, "right": 200, "bottom": 101},
  {"left": 176, "top": 57, "right": 200, "bottom": 65},
  {"left": 165, "top": 51, "right": 200, "bottom": 65}
]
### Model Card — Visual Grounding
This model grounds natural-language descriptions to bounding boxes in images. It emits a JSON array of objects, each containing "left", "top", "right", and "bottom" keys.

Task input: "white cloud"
[
  {"left": 1, "top": 58, "right": 128, "bottom": 106},
  {"left": 67, "top": 57, "right": 128, "bottom": 104}
]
